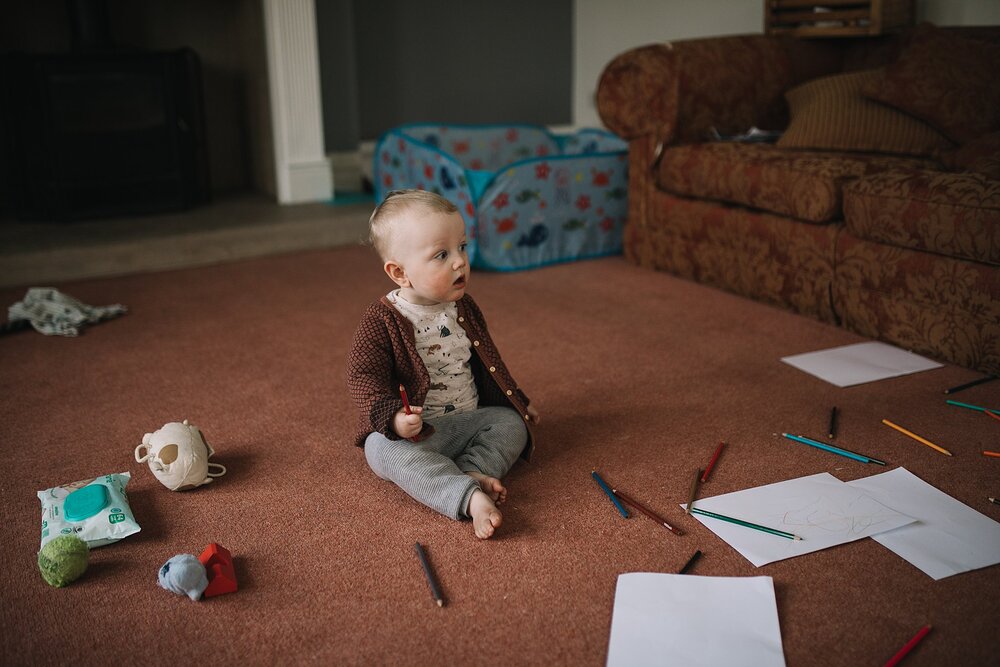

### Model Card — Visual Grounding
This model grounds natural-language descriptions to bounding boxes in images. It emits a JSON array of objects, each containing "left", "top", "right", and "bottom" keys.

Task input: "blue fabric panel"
[
  {"left": 373, "top": 130, "right": 480, "bottom": 263},
  {"left": 465, "top": 169, "right": 495, "bottom": 202},
  {"left": 474, "top": 151, "right": 628, "bottom": 271},
  {"left": 399, "top": 124, "right": 559, "bottom": 173},
  {"left": 372, "top": 124, "right": 628, "bottom": 271}
]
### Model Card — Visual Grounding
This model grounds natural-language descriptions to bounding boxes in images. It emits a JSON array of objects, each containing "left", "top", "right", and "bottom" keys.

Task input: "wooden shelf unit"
[{"left": 764, "top": 0, "right": 915, "bottom": 37}]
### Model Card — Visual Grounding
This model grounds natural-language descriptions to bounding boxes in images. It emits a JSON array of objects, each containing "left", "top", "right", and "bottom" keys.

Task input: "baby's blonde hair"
[{"left": 368, "top": 189, "right": 459, "bottom": 261}]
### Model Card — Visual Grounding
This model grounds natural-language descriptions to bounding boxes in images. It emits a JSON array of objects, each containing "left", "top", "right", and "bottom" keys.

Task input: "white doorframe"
[{"left": 262, "top": 0, "right": 333, "bottom": 203}]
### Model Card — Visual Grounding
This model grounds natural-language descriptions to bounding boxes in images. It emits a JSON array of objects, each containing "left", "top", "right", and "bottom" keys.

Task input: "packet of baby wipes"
[{"left": 37, "top": 472, "right": 141, "bottom": 549}]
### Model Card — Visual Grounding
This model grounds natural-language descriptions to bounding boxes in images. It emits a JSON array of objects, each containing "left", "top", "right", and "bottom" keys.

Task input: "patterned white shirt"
[{"left": 387, "top": 290, "right": 479, "bottom": 419}]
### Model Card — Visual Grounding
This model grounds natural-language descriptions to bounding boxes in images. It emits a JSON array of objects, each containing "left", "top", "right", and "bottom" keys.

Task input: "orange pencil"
[
  {"left": 983, "top": 451, "right": 1000, "bottom": 458},
  {"left": 986, "top": 409, "right": 1000, "bottom": 423},
  {"left": 881, "top": 419, "right": 952, "bottom": 457}
]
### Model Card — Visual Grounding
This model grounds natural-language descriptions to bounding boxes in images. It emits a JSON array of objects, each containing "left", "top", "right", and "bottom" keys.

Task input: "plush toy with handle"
[{"left": 135, "top": 420, "right": 226, "bottom": 491}]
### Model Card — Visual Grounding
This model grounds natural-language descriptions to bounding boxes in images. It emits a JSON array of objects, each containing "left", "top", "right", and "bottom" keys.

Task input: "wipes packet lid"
[{"left": 63, "top": 485, "right": 109, "bottom": 521}]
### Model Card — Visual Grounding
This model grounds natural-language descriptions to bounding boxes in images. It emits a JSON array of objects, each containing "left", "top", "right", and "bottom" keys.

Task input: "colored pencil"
[
  {"left": 944, "top": 375, "right": 997, "bottom": 394},
  {"left": 989, "top": 497, "right": 1000, "bottom": 505},
  {"left": 782, "top": 433, "right": 886, "bottom": 466},
  {"left": 701, "top": 442, "right": 725, "bottom": 482},
  {"left": 399, "top": 384, "right": 412, "bottom": 414},
  {"left": 592, "top": 471, "right": 629, "bottom": 518},
  {"left": 884, "top": 625, "right": 931, "bottom": 667},
  {"left": 686, "top": 470, "right": 701, "bottom": 514},
  {"left": 986, "top": 410, "right": 1000, "bottom": 423},
  {"left": 881, "top": 419, "right": 952, "bottom": 457},
  {"left": 678, "top": 550, "right": 702, "bottom": 574},
  {"left": 689, "top": 507, "right": 801, "bottom": 540},
  {"left": 828, "top": 406, "right": 839, "bottom": 439},
  {"left": 984, "top": 451, "right": 1000, "bottom": 458},
  {"left": 399, "top": 384, "right": 433, "bottom": 441},
  {"left": 414, "top": 542, "right": 444, "bottom": 607},
  {"left": 612, "top": 487, "right": 684, "bottom": 535},
  {"left": 946, "top": 399, "right": 1000, "bottom": 414}
]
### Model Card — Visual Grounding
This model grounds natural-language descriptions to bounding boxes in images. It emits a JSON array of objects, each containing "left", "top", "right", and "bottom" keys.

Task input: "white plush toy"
[{"left": 135, "top": 420, "right": 226, "bottom": 491}]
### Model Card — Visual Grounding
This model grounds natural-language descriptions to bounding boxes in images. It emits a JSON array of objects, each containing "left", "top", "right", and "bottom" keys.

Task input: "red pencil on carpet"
[
  {"left": 701, "top": 442, "right": 725, "bottom": 483},
  {"left": 884, "top": 625, "right": 931, "bottom": 667},
  {"left": 611, "top": 487, "right": 684, "bottom": 536}
]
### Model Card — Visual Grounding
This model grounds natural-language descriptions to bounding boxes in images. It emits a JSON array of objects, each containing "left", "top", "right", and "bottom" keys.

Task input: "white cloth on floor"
[{"left": 8, "top": 287, "right": 127, "bottom": 336}]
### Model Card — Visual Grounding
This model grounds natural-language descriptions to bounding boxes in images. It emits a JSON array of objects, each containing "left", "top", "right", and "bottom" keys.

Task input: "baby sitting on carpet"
[{"left": 347, "top": 189, "right": 539, "bottom": 539}]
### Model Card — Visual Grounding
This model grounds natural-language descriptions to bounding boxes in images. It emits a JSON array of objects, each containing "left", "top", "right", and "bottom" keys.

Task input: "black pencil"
[
  {"left": 944, "top": 375, "right": 997, "bottom": 395},
  {"left": 678, "top": 550, "right": 702, "bottom": 574},
  {"left": 828, "top": 406, "right": 838, "bottom": 439},
  {"left": 414, "top": 542, "right": 444, "bottom": 607}
]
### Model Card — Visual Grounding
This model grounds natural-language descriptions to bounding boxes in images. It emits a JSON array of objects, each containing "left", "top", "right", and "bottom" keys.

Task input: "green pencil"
[{"left": 689, "top": 507, "right": 802, "bottom": 541}]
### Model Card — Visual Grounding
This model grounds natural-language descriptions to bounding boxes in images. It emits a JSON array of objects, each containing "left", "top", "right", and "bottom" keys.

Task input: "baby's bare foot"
[
  {"left": 468, "top": 489, "right": 502, "bottom": 539},
  {"left": 466, "top": 471, "right": 507, "bottom": 505}
]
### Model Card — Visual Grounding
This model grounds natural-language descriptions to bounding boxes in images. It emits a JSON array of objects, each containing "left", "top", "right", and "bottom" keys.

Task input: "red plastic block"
[{"left": 198, "top": 542, "right": 238, "bottom": 597}]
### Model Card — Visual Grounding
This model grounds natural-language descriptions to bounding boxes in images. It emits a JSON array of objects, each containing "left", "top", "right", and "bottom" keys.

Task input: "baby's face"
[{"left": 389, "top": 209, "right": 469, "bottom": 305}]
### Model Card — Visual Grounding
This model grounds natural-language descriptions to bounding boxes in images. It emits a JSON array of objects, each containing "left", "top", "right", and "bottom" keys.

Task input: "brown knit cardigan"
[{"left": 347, "top": 294, "right": 535, "bottom": 459}]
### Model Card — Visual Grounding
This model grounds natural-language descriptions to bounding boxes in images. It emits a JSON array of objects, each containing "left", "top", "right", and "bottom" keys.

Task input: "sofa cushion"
[
  {"left": 657, "top": 142, "right": 937, "bottom": 223},
  {"left": 843, "top": 170, "right": 1000, "bottom": 264},
  {"left": 835, "top": 231, "right": 1000, "bottom": 373},
  {"left": 863, "top": 24, "right": 1000, "bottom": 144},
  {"left": 778, "top": 69, "right": 953, "bottom": 157},
  {"left": 943, "top": 131, "right": 1000, "bottom": 181}
]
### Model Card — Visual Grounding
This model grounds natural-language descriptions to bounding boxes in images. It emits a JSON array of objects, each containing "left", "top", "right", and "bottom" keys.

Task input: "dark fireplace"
[{"left": 2, "top": 1, "right": 210, "bottom": 221}]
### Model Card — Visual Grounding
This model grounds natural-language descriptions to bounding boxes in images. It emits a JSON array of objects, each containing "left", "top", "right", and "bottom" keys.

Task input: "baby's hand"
[{"left": 393, "top": 406, "right": 424, "bottom": 439}]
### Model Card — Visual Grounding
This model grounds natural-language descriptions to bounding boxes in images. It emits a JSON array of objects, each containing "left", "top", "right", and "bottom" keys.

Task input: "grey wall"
[{"left": 317, "top": 0, "right": 572, "bottom": 150}]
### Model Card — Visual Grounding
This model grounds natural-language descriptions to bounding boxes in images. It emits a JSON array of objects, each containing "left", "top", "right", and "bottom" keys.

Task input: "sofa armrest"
[{"left": 598, "top": 35, "right": 800, "bottom": 145}]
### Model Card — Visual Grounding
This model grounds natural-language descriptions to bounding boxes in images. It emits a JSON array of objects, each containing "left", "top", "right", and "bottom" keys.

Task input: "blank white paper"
[
  {"left": 780, "top": 341, "right": 942, "bottom": 387},
  {"left": 847, "top": 467, "right": 1000, "bottom": 580},
  {"left": 684, "top": 473, "right": 916, "bottom": 567},
  {"left": 606, "top": 573, "right": 786, "bottom": 667}
]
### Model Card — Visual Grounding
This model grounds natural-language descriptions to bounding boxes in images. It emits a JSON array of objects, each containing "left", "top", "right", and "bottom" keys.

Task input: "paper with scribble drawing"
[
  {"left": 847, "top": 467, "right": 1000, "bottom": 580},
  {"left": 685, "top": 472, "right": 916, "bottom": 567}
]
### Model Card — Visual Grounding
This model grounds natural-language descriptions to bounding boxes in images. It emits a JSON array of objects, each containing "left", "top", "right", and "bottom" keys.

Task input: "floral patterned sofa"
[{"left": 597, "top": 24, "right": 1000, "bottom": 373}]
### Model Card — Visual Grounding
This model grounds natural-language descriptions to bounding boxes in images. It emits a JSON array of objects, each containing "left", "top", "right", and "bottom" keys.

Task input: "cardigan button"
[
  {"left": 506, "top": 389, "right": 513, "bottom": 396},
  {"left": 524, "top": 414, "right": 530, "bottom": 420},
  {"left": 458, "top": 316, "right": 465, "bottom": 322},
  {"left": 473, "top": 340, "right": 480, "bottom": 346},
  {"left": 489, "top": 366, "right": 496, "bottom": 372}
]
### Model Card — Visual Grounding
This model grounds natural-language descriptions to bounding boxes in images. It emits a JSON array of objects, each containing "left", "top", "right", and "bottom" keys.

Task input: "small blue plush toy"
[{"left": 158, "top": 554, "right": 208, "bottom": 601}]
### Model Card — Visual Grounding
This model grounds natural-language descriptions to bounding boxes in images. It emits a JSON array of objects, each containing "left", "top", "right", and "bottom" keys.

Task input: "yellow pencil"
[{"left": 881, "top": 419, "right": 952, "bottom": 456}]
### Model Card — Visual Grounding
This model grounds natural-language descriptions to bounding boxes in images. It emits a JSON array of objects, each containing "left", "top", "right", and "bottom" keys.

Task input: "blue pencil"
[
  {"left": 591, "top": 471, "right": 629, "bottom": 518},
  {"left": 781, "top": 433, "right": 886, "bottom": 466}
]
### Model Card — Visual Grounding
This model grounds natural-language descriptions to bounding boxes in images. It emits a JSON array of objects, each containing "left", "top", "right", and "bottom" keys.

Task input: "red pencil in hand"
[
  {"left": 399, "top": 384, "right": 433, "bottom": 441},
  {"left": 399, "top": 384, "right": 413, "bottom": 414}
]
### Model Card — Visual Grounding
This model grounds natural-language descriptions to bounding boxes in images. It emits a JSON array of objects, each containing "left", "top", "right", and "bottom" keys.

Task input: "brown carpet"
[{"left": 1, "top": 245, "right": 998, "bottom": 665}]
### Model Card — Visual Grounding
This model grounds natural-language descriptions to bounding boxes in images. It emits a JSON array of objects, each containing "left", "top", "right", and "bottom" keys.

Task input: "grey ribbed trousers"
[{"left": 364, "top": 406, "right": 528, "bottom": 520}]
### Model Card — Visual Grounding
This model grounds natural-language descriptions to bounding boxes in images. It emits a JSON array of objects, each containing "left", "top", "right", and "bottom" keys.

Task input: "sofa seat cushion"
[
  {"left": 835, "top": 231, "right": 1000, "bottom": 373},
  {"left": 843, "top": 170, "right": 1000, "bottom": 264},
  {"left": 657, "top": 142, "right": 936, "bottom": 223}
]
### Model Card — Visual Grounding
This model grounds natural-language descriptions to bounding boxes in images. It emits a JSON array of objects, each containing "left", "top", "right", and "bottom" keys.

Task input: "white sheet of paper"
[
  {"left": 780, "top": 341, "right": 943, "bottom": 387},
  {"left": 606, "top": 573, "right": 786, "bottom": 667},
  {"left": 846, "top": 467, "right": 1000, "bottom": 580},
  {"left": 684, "top": 473, "right": 916, "bottom": 567}
]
